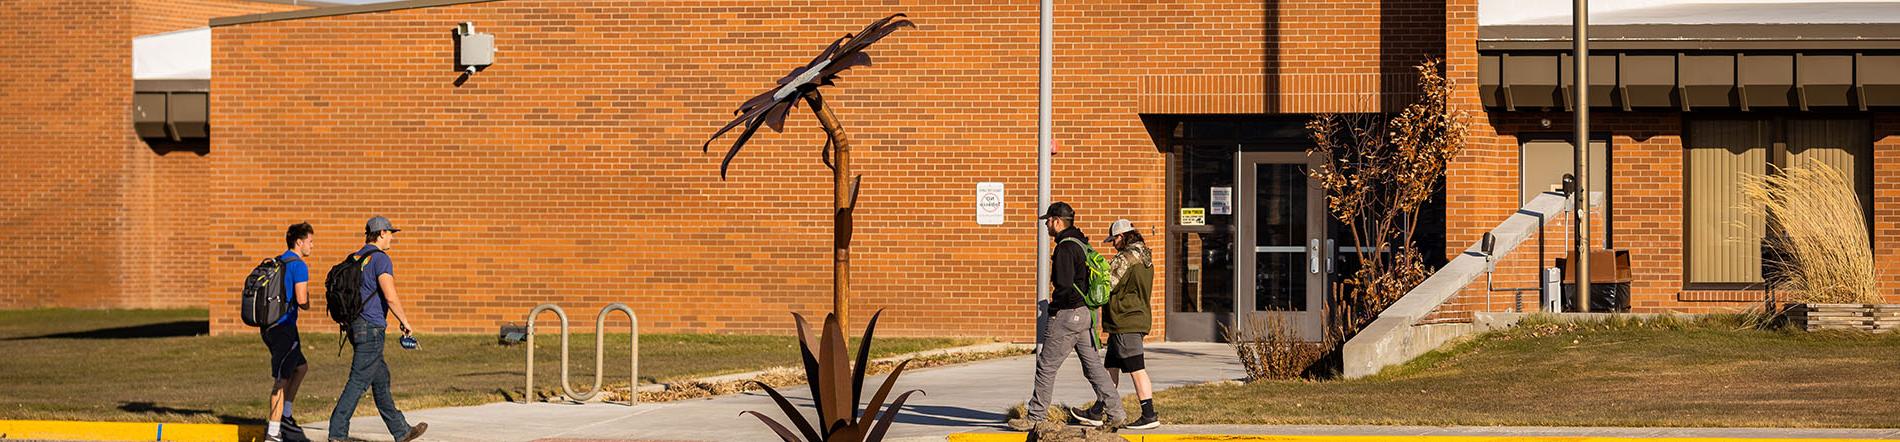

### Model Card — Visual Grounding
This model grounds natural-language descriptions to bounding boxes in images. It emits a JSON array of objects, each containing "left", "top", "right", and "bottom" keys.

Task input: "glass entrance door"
[
  {"left": 1237, "top": 152, "right": 1326, "bottom": 341},
  {"left": 1164, "top": 145, "right": 1236, "bottom": 342}
]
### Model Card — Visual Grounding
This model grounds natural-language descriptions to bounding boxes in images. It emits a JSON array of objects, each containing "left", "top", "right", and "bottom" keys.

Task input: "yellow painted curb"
[
  {"left": 0, "top": 420, "right": 264, "bottom": 442},
  {"left": 950, "top": 434, "right": 1895, "bottom": 442}
]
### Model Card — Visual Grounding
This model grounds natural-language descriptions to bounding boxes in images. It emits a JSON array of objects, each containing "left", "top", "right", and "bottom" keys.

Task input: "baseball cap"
[
  {"left": 1104, "top": 219, "right": 1134, "bottom": 243},
  {"left": 365, "top": 216, "right": 402, "bottom": 234},
  {"left": 1039, "top": 202, "right": 1075, "bottom": 220}
]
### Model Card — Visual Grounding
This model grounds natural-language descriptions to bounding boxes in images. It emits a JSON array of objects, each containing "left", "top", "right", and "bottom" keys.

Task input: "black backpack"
[
  {"left": 240, "top": 255, "right": 300, "bottom": 328},
  {"left": 324, "top": 250, "right": 384, "bottom": 328}
]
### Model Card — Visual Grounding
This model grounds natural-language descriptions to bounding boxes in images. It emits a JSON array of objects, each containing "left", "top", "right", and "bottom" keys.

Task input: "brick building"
[
  {"left": 0, "top": 0, "right": 318, "bottom": 309},
  {"left": 5, "top": 0, "right": 1897, "bottom": 341}
]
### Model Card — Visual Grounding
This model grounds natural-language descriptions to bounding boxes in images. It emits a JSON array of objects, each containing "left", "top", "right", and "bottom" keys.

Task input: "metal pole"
[
  {"left": 1037, "top": 0, "right": 1053, "bottom": 313},
  {"left": 1573, "top": 0, "right": 1591, "bottom": 312}
]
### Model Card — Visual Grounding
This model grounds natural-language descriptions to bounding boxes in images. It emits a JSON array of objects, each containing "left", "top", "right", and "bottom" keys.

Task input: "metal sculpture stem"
[{"left": 806, "top": 92, "right": 852, "bottom": 329}]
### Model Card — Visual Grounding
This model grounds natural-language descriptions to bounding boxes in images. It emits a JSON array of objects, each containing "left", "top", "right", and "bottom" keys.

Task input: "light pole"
[
  {"left": 1036, "top": 0, "right": 1053, "bottom": 321},
  {"left": 1573, "top": 0, "right": 1592, "bottom": 312}
]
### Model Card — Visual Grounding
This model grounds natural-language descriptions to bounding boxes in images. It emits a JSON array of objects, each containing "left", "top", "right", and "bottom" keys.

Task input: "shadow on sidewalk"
[{"left": 892, "top": 404, "right": 1008, "bottom": 430}]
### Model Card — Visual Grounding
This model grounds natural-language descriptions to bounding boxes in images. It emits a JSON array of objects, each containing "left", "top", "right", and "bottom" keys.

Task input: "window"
[
  {"left": 1685, "top": 117, "right": 1872, "bottom": 286},
  {"left": 1521, "top": 137, "right": 1611, "bottom": 245}
]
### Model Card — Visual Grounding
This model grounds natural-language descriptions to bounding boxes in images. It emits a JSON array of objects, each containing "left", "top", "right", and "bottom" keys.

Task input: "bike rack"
[{"left": 523, "top": 303, "right": 639, "bottom": 405}]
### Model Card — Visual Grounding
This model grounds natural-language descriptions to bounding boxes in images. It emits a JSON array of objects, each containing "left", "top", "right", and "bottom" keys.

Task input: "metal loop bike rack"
[{"left": 523, "top": 303, "right": 639, "bottom": 405}]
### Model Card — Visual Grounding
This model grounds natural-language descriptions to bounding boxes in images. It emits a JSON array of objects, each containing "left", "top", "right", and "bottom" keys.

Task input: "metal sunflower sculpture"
[{"left": 702, "top": 13, "right": 913, "bottom": 329}]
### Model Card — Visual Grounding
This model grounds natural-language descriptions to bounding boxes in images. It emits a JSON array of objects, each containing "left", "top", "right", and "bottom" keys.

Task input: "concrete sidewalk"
[{"left": 305, "top": 342, "right": 1243, "bottom": 442}]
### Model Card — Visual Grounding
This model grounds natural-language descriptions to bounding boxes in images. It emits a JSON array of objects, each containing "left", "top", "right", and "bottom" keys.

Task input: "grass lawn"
[
  {"left": 1153, "top": 315, "right": 1900, "bottom": 428},
  {"left": 0, "top": 309, "right": 979, "bottom": 425}
]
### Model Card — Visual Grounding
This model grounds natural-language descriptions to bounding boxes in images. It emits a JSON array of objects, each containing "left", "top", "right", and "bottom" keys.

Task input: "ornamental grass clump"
[{"left": 1739, "top": 160, "right": 1878, "bottom": 304}]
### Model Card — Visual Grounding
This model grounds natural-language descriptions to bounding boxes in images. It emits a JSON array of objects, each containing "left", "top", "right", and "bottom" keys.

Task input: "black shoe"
[
  {"left": 396, "top": 422, "right": 427, "bottom": 442},
  {"left": 280, "top": 415, "right": 308, "bottom": 441},
  {"left": 1069, "top": 405, "right": 1105, "bottom": 426},
  {"left": 1125, "top": 414, "right": 1160, "bottom": 430}
]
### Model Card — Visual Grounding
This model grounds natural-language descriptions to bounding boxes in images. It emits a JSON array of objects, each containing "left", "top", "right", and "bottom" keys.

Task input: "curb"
[
  {"left": 948, "top": 435, "right": 1895, "bottom": 442},
  {"left": 0, "top": 420, "right": 263, "bottom": 442}
]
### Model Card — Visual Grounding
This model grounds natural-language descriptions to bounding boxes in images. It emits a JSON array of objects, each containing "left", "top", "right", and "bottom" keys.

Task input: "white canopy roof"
[
  {"left": 1482, "top": 0, "right": 1900, "bottom": 26},
  {"left": 132, "top": 28, "right": 210, "bottom": 81}
]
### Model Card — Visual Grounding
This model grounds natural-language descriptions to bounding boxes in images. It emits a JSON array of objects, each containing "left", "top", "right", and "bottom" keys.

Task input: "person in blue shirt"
[
  {"left": 264, "top": 223, "right": 313, "bottom": 442},
  {"left": 328, "top": 216, "right": 427, "bottom": 442}
]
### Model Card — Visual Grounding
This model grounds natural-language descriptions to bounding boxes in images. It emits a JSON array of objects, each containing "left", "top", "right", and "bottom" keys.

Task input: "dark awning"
[
  {"left": 133, "top": 80, "right": 209, "bottom": 141},
  {"left": 1478, "top": 49, "right": 1900, "bottom": 111}
]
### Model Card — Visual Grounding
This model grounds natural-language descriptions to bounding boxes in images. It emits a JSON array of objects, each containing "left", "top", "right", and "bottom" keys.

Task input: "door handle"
[
  {"left": 1309, "top": 239, "right": 1320, "bottom": 274},
  {"left": 1326, "top": 238, "right": 1335, "bottom": 274}
]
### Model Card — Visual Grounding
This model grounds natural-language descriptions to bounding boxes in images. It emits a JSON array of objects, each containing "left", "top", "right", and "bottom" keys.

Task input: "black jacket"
[{"left": 1048, "top": 226, "right": 1090, "bottom": 313}]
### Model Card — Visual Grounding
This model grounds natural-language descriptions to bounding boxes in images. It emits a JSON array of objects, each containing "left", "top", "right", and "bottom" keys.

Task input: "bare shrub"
[
  {"left": 1308, "top": 58, "right": 1469, "bottom": 345},
  {"left": 1739, "top": 160, "right": 1878, "bottom": 304},
  {"left": 1226, "top": 315, "right": 1333, "bottom": 381}
]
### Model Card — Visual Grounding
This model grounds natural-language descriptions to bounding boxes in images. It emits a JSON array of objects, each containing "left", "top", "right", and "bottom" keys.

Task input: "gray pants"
[{"left": 1026, "top": 306, "right": 1126, "bottom": 422}]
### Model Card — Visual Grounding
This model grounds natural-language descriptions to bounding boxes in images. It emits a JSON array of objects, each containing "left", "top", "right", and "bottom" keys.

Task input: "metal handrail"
[{"left": 522, "top": 303, "right": 639, "bottom": 406}]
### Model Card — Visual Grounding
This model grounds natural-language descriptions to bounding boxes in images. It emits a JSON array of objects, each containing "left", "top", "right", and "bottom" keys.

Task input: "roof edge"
[
  {"left": 242, "top": 0, "right": 347, "bottom": 7},
  {"left": 212, "top": 0, "right": 503, "bottom": 27}
]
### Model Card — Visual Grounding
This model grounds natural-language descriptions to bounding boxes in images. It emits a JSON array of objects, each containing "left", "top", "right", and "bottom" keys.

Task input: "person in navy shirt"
[
  {"left": 329, "top": 216, "right": 426, "bottom": 442},
  {"left": 263, "top": 223, "right": 312, "bottom": 442}
]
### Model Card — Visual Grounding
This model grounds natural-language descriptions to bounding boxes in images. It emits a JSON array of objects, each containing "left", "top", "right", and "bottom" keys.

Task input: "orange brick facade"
[
  {"left": 0, "top": 0, "right": 305, "bottom": 309},
  {"left": 11, "top": 0, "right": 1894, "bottom": 340},
  {"left": 201, "top": 0, "right": 1444, "bottom": 338}
]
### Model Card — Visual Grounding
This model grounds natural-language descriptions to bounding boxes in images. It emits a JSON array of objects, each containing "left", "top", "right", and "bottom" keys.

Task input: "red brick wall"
[
  {"left": 206, "top": 0, "right": 1443, "bottom": 337},
  {"left": 0, "top": 0, "right": 305, "bottom": 309}
]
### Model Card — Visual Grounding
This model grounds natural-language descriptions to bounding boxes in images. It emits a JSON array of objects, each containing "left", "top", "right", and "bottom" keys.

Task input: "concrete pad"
[{"left": 301, "top": 342, "right": 1242, "bottom": 442}]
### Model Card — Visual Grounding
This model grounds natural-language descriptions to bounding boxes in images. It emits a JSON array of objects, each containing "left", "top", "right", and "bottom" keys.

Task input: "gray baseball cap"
[
  {"left": 1105, "top": 219, "right": 1134, "bottom": 243},
  {"left": 365, "top": 216, "right": 402, "bottom": 234}
]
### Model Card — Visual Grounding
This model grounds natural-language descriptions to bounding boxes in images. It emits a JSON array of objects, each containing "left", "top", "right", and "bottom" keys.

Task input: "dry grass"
[
  {"left": 1156, "top": 314, "right": 1900, "bottom": 427},
  {"left": 1740, "top": 159, "right": 1879, "bottom": 304},
  {"left": 0, "top": 309, "right": 980, "bottom": 424}
]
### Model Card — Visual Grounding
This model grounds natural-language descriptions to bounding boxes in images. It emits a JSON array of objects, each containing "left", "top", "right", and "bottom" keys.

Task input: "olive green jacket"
[{"left": 1101, "top": 241, "right": 1153, "bottom": 334}]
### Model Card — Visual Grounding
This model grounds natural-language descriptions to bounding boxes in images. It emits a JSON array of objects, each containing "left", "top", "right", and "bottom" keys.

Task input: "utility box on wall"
[{"left": 457, "top": 22, "right": 494, "bottom": 71}]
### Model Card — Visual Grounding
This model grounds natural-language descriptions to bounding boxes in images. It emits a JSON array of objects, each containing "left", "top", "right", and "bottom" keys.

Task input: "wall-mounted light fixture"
[{"left": 456, "top": 22, "right": 494, "bottom": 75}]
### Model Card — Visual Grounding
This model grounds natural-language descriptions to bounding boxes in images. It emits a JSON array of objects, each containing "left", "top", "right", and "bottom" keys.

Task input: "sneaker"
[
  {"left": 396, "top": 423, "right": 428, "bottom": 442},
  {"left": 1124, "top": 414, "right": 1160, "bottom": 430},
  {"left": 264, "top": 435, "right": 284, "bottom": 442},
  {"left": 1069, "top": 405, "right": 1105, "bottom": 426},
  {"left": 1005, "top": 418, "right": 1038, "bottom": 432},
  {"left": 280, "top": 415, "right": 308, "bottom": 441}
]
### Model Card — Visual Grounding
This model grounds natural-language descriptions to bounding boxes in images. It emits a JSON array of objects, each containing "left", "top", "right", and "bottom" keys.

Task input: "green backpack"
[
  {"left": 1059, "top": 238, "right": 1113, "bottom": 308},
  {"left": 1059, "top": 237, "right": 1113, "bottom": 348}
]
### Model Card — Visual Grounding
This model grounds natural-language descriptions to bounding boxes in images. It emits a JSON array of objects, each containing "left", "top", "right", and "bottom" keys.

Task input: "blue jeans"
[{"left": 328, "top": 321, "right": 411, "bottom": 440}]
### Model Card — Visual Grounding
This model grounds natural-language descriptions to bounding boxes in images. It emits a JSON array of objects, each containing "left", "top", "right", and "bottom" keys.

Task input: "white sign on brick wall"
[{"left": 976, "top": 182, "right": 1005, "bottom": 225}]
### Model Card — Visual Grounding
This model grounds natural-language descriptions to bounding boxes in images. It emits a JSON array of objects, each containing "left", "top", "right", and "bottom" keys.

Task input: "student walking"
[
  {"left": 1101, "top": 219, "right": 1159, "bottom": 429},
  {"left": 1010, "top": 202, "right": 1127, "bottom": 431},
  {"left": 264, "top": 223, "right": 315, "bottom": 442},
  {"left": 327, "top": 216, "right": 427, "bottom": 442}
]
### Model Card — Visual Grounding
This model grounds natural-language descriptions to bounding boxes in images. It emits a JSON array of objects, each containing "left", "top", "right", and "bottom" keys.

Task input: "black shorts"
[
  {"left": 261, "top": 324, "right": 306, "bottom": 380},
  {"left": 1104, "top": 333, "right": 1145, "bottom": 372}
]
